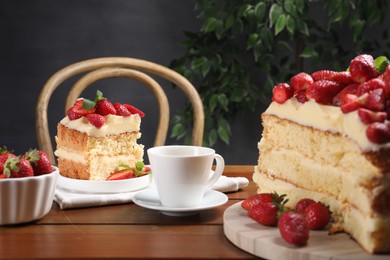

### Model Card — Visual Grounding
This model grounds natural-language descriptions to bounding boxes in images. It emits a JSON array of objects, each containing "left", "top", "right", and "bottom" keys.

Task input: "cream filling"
[
  {"left": 265, "top": 98, "right": 390, "bottom": 152},
  {"left": 60, "top": 114, "right": 141, "bottom": 137},
  {"left": 55, "top": 148, "right": 86, "bottom": 164}
]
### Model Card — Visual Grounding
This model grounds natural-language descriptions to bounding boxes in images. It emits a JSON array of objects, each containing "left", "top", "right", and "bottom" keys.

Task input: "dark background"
[{"left": 0, "top": 0, "right": 262, "bottom": 165}]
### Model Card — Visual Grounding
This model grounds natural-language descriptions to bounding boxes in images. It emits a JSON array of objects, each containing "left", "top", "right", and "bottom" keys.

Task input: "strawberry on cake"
[
  {"left": 253, "top": 54, "right": 390, "bottom": 253},
  {"left": 55, "top": 90, "right": 145, "bottom": 181}
]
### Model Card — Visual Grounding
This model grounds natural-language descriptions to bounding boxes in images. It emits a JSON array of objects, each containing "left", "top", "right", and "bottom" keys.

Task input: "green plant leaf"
[
  {"left": 295, "top": 0, "right": 305, "bottom": 14},
  {"left": 254, "top": 2, "right": 266, "bottom": 21},
  {"left": 217, "top": 117, "right": 230, "bottom": 144},
  {"left": 300, "top": 47, "right": 318, "bottom": 58},
  {"left": 275, "top": 14, "right": 287, "bottom": 35},
  {"left": 352, "top": 19, "right": 365, "bottom": 41},
  {"left": 286, "top": 15, "right": 296, "bottom": 35},
  {"left": 202, "top": 17, "right": 220, "bottom": 33},
  {"left": 209, "top": 94, "right": 218, "bottom": 112},
  {"left": 191, "top": 56, "right": 208, "bottom": 71},
  {"left": 247, "top": 33, "right": 259, "bottom": 49},
  {"left": 217, "top": 94, "right": 229, "bottom": 111},
  {"left": 284, "top": 0, "right": 297, "bottom": 16},
  {"left": 171, "top": 123, "right": 186, "bottom": 139},
  {"left": 224, "top": 14, "right": 235, "bottom": 30},
  {"left": 208, "top": 129, "right": 218, "bottom": 147},
  {"left": 269, "top": 4, "right": 282, "bottom": 27}
]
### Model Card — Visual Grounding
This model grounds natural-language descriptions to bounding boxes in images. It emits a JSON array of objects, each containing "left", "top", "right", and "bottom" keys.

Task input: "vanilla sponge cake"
[
  {"left": 254, "top": 98, "right": 390, "bottom": 253},
  {"left": 55, "top": 114, "right": 144, "bottom": 180}
]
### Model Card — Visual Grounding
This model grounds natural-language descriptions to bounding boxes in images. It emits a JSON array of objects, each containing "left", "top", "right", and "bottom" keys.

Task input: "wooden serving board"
[{"left": 223, "top": 202, "right": 390, "bottom": 260}]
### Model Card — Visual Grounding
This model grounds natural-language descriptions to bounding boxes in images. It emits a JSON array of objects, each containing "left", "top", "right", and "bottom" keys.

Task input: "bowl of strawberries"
[{"left": 0, "top": 147, "right": 59, "bottom": 225}]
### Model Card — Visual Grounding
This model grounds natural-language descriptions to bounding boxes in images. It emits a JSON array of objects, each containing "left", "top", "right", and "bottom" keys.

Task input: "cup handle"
[{"left": 205, "top": 154, "right": 225, "bottom": 190}]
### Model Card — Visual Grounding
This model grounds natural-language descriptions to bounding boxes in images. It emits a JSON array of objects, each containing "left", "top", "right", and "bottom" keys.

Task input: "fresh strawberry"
[
  {"left": 272, "top": 83, "right": 294, "bottom": 104},
  {"left": 0, "top": 147, "right": 16, "bottom": 173},
  {"left": 349, "top": 54, "right": 378, "bottom": 83},
  {"left": 118, "top": 161, "right": 151, "bottom": 178},
  {"left": 295, "top": 89, "right": 309, "bottom": 103},
  {"left": 66, "top": 107, "right": 82, "bottom": 120},
  {"left": 247, "top": 193, "right": 288, "bottom": 226},
  {"left": 356, "top": 78, "right": 385, "bottom": 96},
  {"left": 241, "top": 192, "right": 286, "bottom": 211},
  {"left": 70, "top": 99, "right": 96, "bottom": 116},
  {"left": 23, "top": 149, "right": 52, "bottom": 175},
  {"left": 340, "top": 93, "right": 367, "bottom": 113},
  {"left": 107, "top": 169, "right": 134, "bottom": 180},
  {"left": 358, "top": 109, "right": 387, "bottom": 125},
  {"left": 307, "top": 80, "right": 344, "bottom": 105},
  {"left": 366, "top": 122, "right": 390, "bottom": 144},
  {"left": 278, "top": 212, "right": 309, "bottom": 246},
  {"left": 310, "top": 70, "right": 337, "bottom": 81},
  {"left": 95, "top": 99, "right": 116, "bottom": 116},
  {"left": 3, "top": 157, "right": 34, "bottom": 178},
  {"left": 124, "top": 104, "right": 145, "bottom": 118},
  {"left": 290, "top": 72, "right": 313, "bottom": 91},
  {"left": 332, "top": 83, "right": 359, "bottom": 106},
  {"left": 328, "top": 71, "right": 354, "bottom": 85},
  {"left": 295, "top": 198, "right": 316, "bottom": 214},
  {"left": 113, "top": 103, "right": 131, "bottom": 116},
  {"left": 304, "top": 202, "right": 331, "bottom": 230},
  {"left": 0, "top": 173, "right": 5, "bottom": 179},
  {"left": 248, "top": 202, "right": 279, "bottom": 226},
  {"left": 86, "top": 114, "right": 106, "bottom": 128},
  {"left": 365, "top": 88, "right": 385, "bottom": 111}
]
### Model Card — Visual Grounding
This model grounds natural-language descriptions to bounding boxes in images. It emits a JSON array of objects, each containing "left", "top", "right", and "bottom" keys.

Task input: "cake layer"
[
  {"left": 56, "top": 123, "right": 141, "bottom": 155},
  {"left": 60, "top": 113, "right": 141, "bottom": 138},
  {"left": 253, "top": 169, "right": 390, "bottom": 253},
  {"left": 259, "top": 114, "right": 390, "bottom": 216},
  {"left": 57, "top": 148, "right": 143, "bottom": 180},
  {"left": 265, "top": 99, "right": 390, "bottom": 152}
]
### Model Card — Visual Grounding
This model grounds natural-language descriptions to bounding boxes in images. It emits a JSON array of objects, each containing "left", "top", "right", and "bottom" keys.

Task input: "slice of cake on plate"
[
  {"left": 55, "top": 90, "right": 145, "bottom": 181},
  {"left": 253, "top": 54, "right": 390, "bottom": 253}
]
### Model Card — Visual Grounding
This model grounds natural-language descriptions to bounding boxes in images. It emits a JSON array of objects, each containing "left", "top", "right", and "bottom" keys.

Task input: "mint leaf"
[
  {"left": 119, "top": 163, "right": 131, "bottom": 169},
  {"left": 374, "top": 56, "right": 390, "bottom": 74},
  {"left": 135, "top": 161, "right": 144, "bottom": 171},
  {"left": 82, "top": 99, "right": 96, "bottom": 110},
  {"left": 95, "top": 90, "right": 104, "bottom": 101}
]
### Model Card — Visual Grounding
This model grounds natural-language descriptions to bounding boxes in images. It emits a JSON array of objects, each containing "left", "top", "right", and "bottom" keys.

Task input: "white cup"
[{"left": 147, "top": 145, "right": 225, "bottom": 208}]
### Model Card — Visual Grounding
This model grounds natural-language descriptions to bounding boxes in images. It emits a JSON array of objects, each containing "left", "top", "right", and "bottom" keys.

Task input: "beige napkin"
[{"left": 54, "top": 175, "right": 249, "bottom": 209}]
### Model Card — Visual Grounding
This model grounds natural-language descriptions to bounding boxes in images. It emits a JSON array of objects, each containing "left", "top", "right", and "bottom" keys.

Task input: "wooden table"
[{"left": 0, "top": 165, "right": 258, "bottom": 259}]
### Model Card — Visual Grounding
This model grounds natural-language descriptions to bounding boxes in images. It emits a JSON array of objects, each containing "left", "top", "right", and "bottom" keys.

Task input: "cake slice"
[
  {"left": 253, "top": 54, "right": 390, "bottom": 253},
  {"left": 55, "top": 91, "right": 145, "bottom": 181}
]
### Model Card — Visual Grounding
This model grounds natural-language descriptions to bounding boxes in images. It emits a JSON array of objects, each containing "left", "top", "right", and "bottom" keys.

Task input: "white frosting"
[
  {"left": 60, "top": 114, "right": 141, "bottom": 137},
  {"left": 54, "top": 148, "right": 86, "bottom": 164},
  {"left": 264, "top": 98, "right": 390, "bottom": 152}
]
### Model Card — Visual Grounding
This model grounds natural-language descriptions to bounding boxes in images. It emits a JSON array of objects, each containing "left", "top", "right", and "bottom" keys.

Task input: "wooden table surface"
[{"left": 0, "top": 165, "right": 258, "bottom": 259}]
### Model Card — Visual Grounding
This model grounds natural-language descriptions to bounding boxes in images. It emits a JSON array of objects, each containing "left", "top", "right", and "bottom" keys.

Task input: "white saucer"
[{"left": 133, "top": 187, "right": 228, "bottom": 216}]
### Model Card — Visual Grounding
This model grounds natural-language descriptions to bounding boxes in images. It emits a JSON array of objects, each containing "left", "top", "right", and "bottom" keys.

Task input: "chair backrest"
[{"left": 36, "top": 57, "right": 204, "bottom": 164}]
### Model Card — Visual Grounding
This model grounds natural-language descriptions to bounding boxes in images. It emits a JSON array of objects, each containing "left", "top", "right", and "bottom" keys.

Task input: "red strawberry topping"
[
  {"left": 332, "top": 83, "right": 359, "bottom": 106},
  {"left": 356, "top": 78, "right": 385, "bottom": 96},
  {"left": 124, "top": 104, "right": 145, "bottom": 117},
  {"left": 272, "top": 83, "right": 294, "bottom": 104},
  {"left": 95, "top": 99, "right": 117, "bottom": 116},
  {"left": 86, "top": 114, "right": 106, "bottom": 128},
  {"left": 328, "top": 71, "right": 354, "bottom": 85},
  {"left": 113, "top": 103, "right": 131, "bottom": 116},
  {"left": 311, "top": 70, "right": 337, "bottom": 81},
  {"left": 3, "top": 157, "right": 34, "bottom": 178},
  {"left": 71, "top": 99, "right": 96, "bottom": 116},
  {"left": 22, "top": 149, "right": 52, "bottom": 175},
  {"left": 248, "top": 202, "right": 279, "bottom": 226},
  {"left": 366, "top": 122, "right": 390, "bottom": 144},
  {"left": 295, "top": 89, "right": 309, "bottom": 103},
  {"left": 307, "top": 80, "right": 344, "bottom": 105},
  {"left": 290, "top": 72, "right": 313, "bottom": 91},
  {"left": 107, "top": 169, "right": 134, "bottom": 180},
  {"left": 0, "top": 147, "right": 16, "bottom": 173},
  {"left": 358, "top": 109, "right": 387, "bottom": 125},
  {"left": 349, "top": 54, "right": 378, "bottom": 83}
]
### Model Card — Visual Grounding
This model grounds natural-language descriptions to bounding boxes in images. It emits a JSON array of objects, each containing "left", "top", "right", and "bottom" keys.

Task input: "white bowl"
[{"left": 0, "top": 166, "right": 59, "bottom": 225}]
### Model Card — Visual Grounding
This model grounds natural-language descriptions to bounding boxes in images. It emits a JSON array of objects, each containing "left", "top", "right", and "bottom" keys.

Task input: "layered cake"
[
  {"left": 253, "top": 54, "right": 390, "bottom": 253},
  {"left": 55, "top": 91, "right": 145, "bottom": 180}
]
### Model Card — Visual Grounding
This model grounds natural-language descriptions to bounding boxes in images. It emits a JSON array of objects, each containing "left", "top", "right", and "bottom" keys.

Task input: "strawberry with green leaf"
[{"left": 0, "top": 146, "right": 16, "bottom": 173}]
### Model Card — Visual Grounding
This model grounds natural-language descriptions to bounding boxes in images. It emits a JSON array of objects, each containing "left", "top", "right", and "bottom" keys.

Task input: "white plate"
[
  {"left": 133, "top": 187, "right": 228, "bottom": 216},
  {"left": 56, "top": 173, "right": 152, "bottom": 194}
]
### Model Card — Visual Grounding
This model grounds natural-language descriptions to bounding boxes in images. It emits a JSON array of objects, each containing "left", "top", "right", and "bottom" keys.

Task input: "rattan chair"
[{"left": 36, "top": 57, "right": 204, "bottom": 164}]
